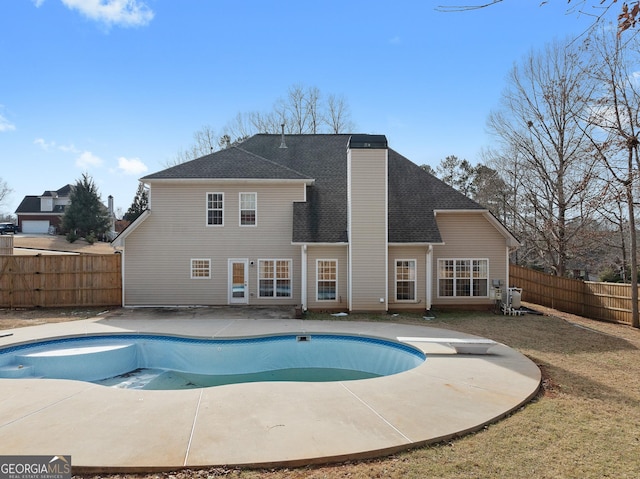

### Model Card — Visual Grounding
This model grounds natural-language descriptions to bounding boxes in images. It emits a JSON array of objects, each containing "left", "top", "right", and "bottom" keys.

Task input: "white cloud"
[
  {"left": 34, "top": 138, "right": 56, "bottom": 150},
  {"left": 117, "top": 156, "right": 148, "bottom": 175},
  {"left": 34, "top": 138, "right": 80, "bottom": 153},
  {"left": 60, "top": 0, "right": 154, "bottom": 28},
  {"left": 76, "top": 151, "right": 103, "bottom": 168},
  {"left": 32, "top": 0, "right": 46, "bottom": 7},
  {"left": 58, "top": 143, "right": 80, "bottom": 153},
  {"left": 0, "top": 114, "right": 15, "bottom": 132}
]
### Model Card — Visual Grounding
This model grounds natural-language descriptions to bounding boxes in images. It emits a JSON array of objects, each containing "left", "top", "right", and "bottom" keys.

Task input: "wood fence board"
[
  {"left": 510, "top": 264, "right": 639, "bottom": 325},
  {"left": 0, "top": 254, "right": 121, "bottom": 308}
]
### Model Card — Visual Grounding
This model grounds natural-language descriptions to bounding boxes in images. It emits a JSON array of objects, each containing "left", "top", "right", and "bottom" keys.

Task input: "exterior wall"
[
  {"left": 431, "top": 212, "right": 508, "bottom": 307},
  {"left": 41, "top": 197, "right": 53, "bottom": 212},
  {"left": 348, "top": 148, "right": 388, "bottom": 311},
  {"left": 305, "top": 245, "right": 349, "bottom": 311},
  {"left": 388, "top": 245, "right": 429, "bottom": 312},
  {"left": 122, "top": 181, "right": 305, "bottom": 306}
]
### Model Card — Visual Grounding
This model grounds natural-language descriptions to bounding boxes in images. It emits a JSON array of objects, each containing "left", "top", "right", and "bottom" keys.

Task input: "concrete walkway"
[{"left": 0, "top": 309, "right": 541, "bottom": 472}]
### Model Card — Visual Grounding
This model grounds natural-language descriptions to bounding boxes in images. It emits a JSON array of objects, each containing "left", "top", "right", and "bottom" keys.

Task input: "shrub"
[{"left": 86, "top": 232, "right": 97, "bottom": 244}]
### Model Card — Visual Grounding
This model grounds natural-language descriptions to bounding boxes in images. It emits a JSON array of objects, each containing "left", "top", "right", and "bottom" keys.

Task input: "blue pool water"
[{"left": 0, "top": 334, "right": 425, "bottom": 390}]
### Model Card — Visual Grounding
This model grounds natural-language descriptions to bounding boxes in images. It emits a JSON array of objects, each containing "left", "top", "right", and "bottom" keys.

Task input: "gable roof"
[
  {"left": 142, "top": 134, "right": 489, "bottom": 244},
  {"left": 142, "top": 146, "right": 313, "bottom": 181},
  {"left": 15, "top": 184, "right": 73, "bottom": 214}
]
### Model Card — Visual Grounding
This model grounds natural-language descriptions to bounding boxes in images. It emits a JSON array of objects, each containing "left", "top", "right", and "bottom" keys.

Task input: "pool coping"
[{"left": 0, "top": 312, "right": 541, "bottom": 472}]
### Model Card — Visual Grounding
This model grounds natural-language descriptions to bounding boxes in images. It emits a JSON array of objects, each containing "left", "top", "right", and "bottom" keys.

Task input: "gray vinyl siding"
[
  {"left": 432, "top": 212, "right": 508, "bottom": 307},
  {"left": 348, "top": 148, "right": 388, "bottom": 311},
  {"left": 388, "top": 246, "right": 428, "bottom": 312},
  {"left": 306, "top": 245, "right": 348, "bottom": 310},
  {"left": 123, "top": 182, "right": 305, "bottom": 306}
]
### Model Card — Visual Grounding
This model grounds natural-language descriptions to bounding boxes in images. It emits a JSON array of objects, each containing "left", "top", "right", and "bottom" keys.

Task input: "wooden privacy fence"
[
  {"left": 0, "top": 254, "right": 121, "bottom": 308},
  {"left": 510, "top": 264, "right": 638, "bottom": 325}
]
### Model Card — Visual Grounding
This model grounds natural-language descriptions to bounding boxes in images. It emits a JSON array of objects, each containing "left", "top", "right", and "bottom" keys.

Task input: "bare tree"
[
  {"left": 436, "top": 0, "right": 639, "bottom": 35},
  {"left": 325, "top": 94, "right": 355, "bottom": 133},
  {"left": 0, "top": 177, "right": 11, "bottom": 209},
  {"left": 284, "top": 84, "right": 311, "bottom": 134},
  {"left": 223, "top": 112, "right": 254, "bottom": 143},
  {"left": 172, "top": 85, "right": 356, "bottom": 166},
  {"left": 581, "top": 28, "right": 640, "bottom": 327},
  {"left": 240, "top": 85, "right": 355, "bottom": 135},
  {"left": 165, "top": 124, "right": 219, "bottom": 167},
  {"left": 486, "top": 40, "right": 601, "bottom": 276},
  {"left": 249, "top": 110, "right": 284, "bottom": 134}
]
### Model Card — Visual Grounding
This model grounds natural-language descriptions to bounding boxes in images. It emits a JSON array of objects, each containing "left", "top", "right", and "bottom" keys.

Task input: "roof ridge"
[{"left": 233, "top": 146, "right": 312, "bottom": 179}]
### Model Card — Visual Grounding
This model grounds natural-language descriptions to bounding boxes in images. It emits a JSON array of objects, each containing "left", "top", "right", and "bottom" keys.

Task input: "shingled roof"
[
  {"left": 15, "top": 184, "right": 73, "bottom": 214},
  {"left": 142, "top": 134, "right": 485, "bottom": 244}
]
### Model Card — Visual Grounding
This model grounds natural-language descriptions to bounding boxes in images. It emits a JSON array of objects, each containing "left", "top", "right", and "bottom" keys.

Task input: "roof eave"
[
  {"left": 142, "top": 177, "right": 315, "bottom": 186},
  {"left": 111, "top": 209, "right": 151, "bottom": 247}
]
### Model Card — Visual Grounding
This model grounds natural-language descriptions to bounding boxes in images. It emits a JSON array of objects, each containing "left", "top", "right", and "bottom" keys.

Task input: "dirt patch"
[{"left": 0, "top": 307, "right": 114, "bottom": 330}]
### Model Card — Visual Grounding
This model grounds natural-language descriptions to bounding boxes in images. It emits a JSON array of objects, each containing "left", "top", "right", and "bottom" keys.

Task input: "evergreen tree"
[
  {"left": 62, "top": 173, "right": 111, "bottom": 242},
  {"left": 123, "top": 182, "right": 149, "bottom": 222}
]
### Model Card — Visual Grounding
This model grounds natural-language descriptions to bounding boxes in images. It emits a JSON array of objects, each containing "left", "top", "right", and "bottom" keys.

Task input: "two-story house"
[
  {"left": 113, "top": 134, "right": 519, "bottom": 312},
  {"left": 15, "top": 185, "right": 73, "bottom": 234}
]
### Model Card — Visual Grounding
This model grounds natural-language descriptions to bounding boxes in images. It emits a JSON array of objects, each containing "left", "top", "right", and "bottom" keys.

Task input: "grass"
[{"left": 51, "top": 306, "right": 640, "bottom": 478}]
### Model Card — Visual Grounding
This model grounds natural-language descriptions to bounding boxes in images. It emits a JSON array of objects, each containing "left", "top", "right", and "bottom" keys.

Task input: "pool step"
[
  {"left": 14, "top": 343, "right": 138, "bottom": 382},
  {"left": 0, "top": 364, "right": 35, "bottom": 378}
]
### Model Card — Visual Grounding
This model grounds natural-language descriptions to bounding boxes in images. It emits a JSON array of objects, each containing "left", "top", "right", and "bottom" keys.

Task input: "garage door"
[{"left": 21, "top": 220, "right": 51, "bottom": 234}]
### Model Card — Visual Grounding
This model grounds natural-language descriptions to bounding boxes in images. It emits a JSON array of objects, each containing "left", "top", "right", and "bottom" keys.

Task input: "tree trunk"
[{"left": 626, "top": 169, "right": 639, "bottom": 327}]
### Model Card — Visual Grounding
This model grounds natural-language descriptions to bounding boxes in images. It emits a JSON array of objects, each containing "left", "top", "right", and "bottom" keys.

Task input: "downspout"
[
  {"left": 120, "top": 249, "right": 125, "bottom": 307},
  {"left": 506, "top": 246, "right": 510, "bottom": 289},
  {"left": 301, "top": 244, "right": 307, "bottom": 311},
  {"left": 426, "top": 245, "right": 433, "bottom": 311}
]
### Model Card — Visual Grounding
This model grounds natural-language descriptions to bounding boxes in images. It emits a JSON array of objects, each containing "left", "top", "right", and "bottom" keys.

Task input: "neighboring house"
[
  {"left": 113, "top": 134, "right": 519, "bottom": 312},
  {"left": 15, "top": 185, "right": 72, "bottom": 234},
  {"left": 16, "top": 185, "right": 118, "bottom": 239}
]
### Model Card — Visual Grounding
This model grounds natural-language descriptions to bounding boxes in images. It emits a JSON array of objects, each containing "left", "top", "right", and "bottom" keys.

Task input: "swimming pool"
[{"left": 0, "top": 333, "right": 426, "bottom": 390}]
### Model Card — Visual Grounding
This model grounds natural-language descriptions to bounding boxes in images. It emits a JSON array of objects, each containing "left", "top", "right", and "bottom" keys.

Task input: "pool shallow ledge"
[
  {"left": 0, "top": 333, "right": 426, "bottom": 388},
  {"left": 0, "top": 315, "right": 541, "bottom": 472}
]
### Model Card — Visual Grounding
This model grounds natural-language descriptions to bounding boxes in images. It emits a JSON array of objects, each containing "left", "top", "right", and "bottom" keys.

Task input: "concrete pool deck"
[{"left": 0, "top": 308, "right": 541, "bottom": 472}]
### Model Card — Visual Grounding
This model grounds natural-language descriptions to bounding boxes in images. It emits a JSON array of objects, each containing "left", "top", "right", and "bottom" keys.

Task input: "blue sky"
[{"left": 0, "top": 0, "right": 613, "bottom": 216}]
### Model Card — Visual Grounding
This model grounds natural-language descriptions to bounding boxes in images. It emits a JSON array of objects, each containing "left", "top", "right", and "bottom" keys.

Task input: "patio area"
[{"left": 0, "top": 308, "right": 541, "bottom": 472}]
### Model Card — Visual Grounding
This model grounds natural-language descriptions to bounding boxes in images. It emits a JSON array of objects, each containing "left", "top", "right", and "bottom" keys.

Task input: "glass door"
[{"left": 228, "top": 259, "right": 248, "bottom": 304}]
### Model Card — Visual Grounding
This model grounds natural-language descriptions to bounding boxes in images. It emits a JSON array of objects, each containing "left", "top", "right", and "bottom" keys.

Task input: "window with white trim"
[
  {"left": 240, "top": 192, "right": 256, "bottom": 226},
  {"left": 317, "top": 260, "right": 337, "bottom": 301},
  {"left": 259, "top": 259, "right": 291, "bottom": 297},
  {"left": 190, "top": 258, "right": 211, "bottom": 279},
  {"left": 206, "top": 193, "right": 223, "bottom": 226},
  {"left": 438, "top": 259, "right": 488, "bottom": 297},
  {"left": 396, "top": 259, "right": 416, "bottom": 301}
]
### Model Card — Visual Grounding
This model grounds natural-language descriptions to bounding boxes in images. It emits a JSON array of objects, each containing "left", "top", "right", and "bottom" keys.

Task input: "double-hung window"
[
  {"left": 240, "top": 192, "right": 257, "bottom": 226},
  {"left": 190, "top": 258, "right": 211, "bottom": 279},
  {"left": 438, "top": 259, "right": 488, "bottom": 297},
  {"left": 317, "top": 260, "right": 337, "bottom": 301},
  {"left": 259, "top": 259, "right": 291, "bottom": 298},
  {"left": 206, "top": 193, "right": 223, "bottom": 226},
  {"left": 396, "top": 259, "right": 416, "bottom": 301}
]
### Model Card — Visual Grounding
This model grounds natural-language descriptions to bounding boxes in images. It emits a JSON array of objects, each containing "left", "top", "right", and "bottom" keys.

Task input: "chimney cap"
[{"left": 348, "top": 134, "right": 388, "bottom": 149}]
